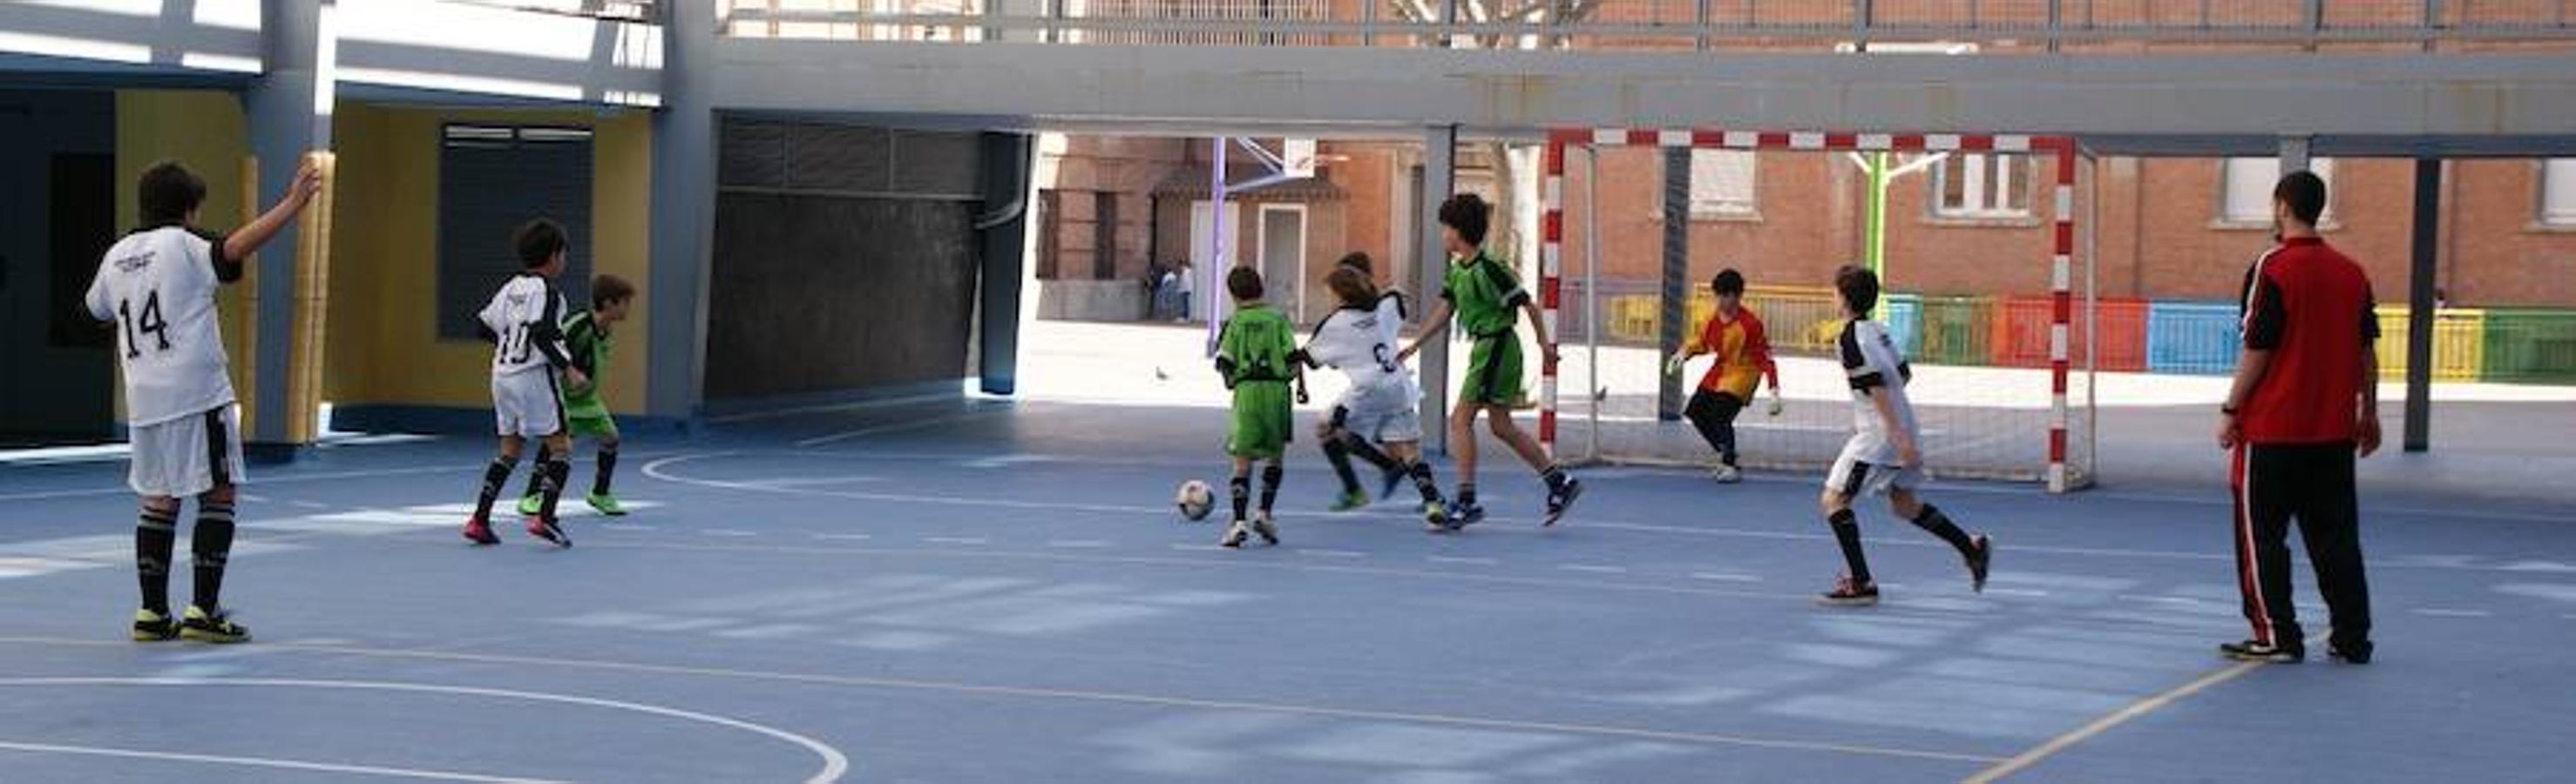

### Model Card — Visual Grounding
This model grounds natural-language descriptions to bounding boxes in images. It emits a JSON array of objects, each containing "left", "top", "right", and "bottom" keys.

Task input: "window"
[
  {"left": 1932, "top": 153, "right": 2031, "bottom": 219},
  {"left": 1686, "top": 150, "right": 1757, "bottom": 217},
  {"left": 1093, "top": 192, "right": 1120, "bottom": 280},
  {"left": 1036, "top": 189, "right": 1063, "bottom": 279},
  {"left": 437, "top": 125, "right": 594, "bottom": 341},
  {"left": 2545, "top": 159, "right": 2576, "bottom": 226},
  {"left": 2221, "top": 157, "right": 2335, "bottom": 225}
]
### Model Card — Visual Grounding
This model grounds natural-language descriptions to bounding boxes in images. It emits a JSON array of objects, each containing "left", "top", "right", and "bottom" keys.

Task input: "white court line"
[
  {"left": 0, "top": 677, "right": 851, "bottom": 783},
  {"left": 1169, "top": 544, "right": 1223, "bottom": 552},
  {"left": 1963, "top": 660, "right": 2266, "bottom": 783},
  {"left": 600, "top": 524, "right": 656, "bottom": 531},
  {"left": 925, "top": 537, "right": 989, "bottom": 546},
  {"left": 702, "top": 530, "right": 759, "bottom": 537},
  {"left": 796, "top": 410, "right": 1003, "bottom": 448},
  {"left": 0, "top": 740, "right": 567, "bottom": 783},
  {"left": 1046, "top": 540, "right": 1110, "bottom": 549},
  {"left": 1561, "top": 564, "right": 1630, "bottom": 575},
  {"left": 812, "top": 533, "right": 871, "bottom": 542},
  {"left": 2411, "top": 608, "right": 2493, "bottom": 618},
  {"left": 1691, "top": 571, "right": 1761, "bottom": 583},
  {"left": 0, "top": 639, "right": 1994, "bottom": 767},
  {"left": 1983, "top": 588, "right": 2051, "bottom": 598},
  {"left": 0, "top": 463, "right": 486, "bottom": 502},
  {"left": 1427, "top": 556, "right": 1498, "bottom": 566},
  {"left": 1297, "top": 549, "right": 1366, "bottom": 559}
]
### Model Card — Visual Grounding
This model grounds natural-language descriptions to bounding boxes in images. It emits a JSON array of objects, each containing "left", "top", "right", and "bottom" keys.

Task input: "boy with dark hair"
[
  {"left": 2216, "top": 169, "right": 2380, "bottom": 665},
  {"left": 1399, "top": 193, "right": 1582, "bottom": 528},
  {"left": 89, "top": 157, "right": 323, "bottom": 643},
  {"left": 1215, "top": 266, "right": 1305, "bottom": 548},
  {"left": 462, "top": 219, "right": 586, "bottom": 548},
  {"left": 1816, "top": 265, "right": 1992, "bottom": 606},
  {"left": 1664, "top": 268, "right": 1784, "bottom": 483},
  {"left": 1305, "top": 264, "right": 1449, "bottom": 529},
  {"left": 519, "top": 274, "right": 640, "bottom": 517},
  {"left": 1313, "top": 252, "right": 1416, "bottom": 506}
]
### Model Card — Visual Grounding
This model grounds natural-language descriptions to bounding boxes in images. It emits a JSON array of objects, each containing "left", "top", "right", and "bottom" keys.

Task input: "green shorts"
[
  {"left": 1226, "top": 382, "right": 1294, "bottom": 460},
  {"left": 1458, "top": 335, "right": 1528, "bottom": 407},
  {"left": 566, "top": 413, "right": 619, "bottom": 440}
]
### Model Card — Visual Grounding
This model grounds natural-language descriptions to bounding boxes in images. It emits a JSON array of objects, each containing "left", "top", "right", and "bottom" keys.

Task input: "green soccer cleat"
[
  {"left": 1329, "top": 489, "right": 1370, "bottom": 512},
  {"left": 587, "top": 493, "right": 627, "bottom": 517},
  {"left": 515, "top": 493, "right": 543, "bottom": 517},
  {"left": 132, "top": 609, "right": 180, "bottom": 642},
  {"left": 180, "top": 606, "right": 251, "bottom": 644}
]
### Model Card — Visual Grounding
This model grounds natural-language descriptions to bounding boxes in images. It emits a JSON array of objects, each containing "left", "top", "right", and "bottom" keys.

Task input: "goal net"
[{"left": 1537, "top": 130, "right": 2098, "bottom": 492}]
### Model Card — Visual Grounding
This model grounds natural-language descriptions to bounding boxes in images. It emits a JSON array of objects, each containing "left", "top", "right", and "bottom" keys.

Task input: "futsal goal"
[{"left": 1533, "top": 129, "right": 2099, "bottom": 492}]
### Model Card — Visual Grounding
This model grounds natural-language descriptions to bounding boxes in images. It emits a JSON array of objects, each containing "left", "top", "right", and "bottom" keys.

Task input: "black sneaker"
[
  {"left": 1446, "top": 502, "right": 1486, "bottom": 530},
  {"left": 1818, "top": 576, "right": 1881, "bottom": 607},
  {"left": 132, "top": 609, "right": 180, "bottom": 642},
  {"left": 2219, "top": 639, "right": 2302, "bottom": 663},
  {"left": 525, "top": 515, "right": 572, "bottom": 549},
  {"left": 1966, "top": 535, "right": 1994, "bottom": 593},
  {"left": 1251, "top": 512, "right": 1280, "bottom": 546},
  {"left": 180, "top": 606, "right": 251, "bottom": 645},
  {"left": 1542, "top": 477, "right": 1584, "bottom": 527},
  {"left": 2329, "top": 640, "right": 2374, "bottom": 665}
]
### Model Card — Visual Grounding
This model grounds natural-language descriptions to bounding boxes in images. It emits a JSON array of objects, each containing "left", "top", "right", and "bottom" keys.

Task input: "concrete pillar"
[
  {"left": 2403, "top": 157, "right": 2439, "bottom": 452},
  {"left": 1419, "top": 125, "right": 1456, "bottom": 455},
  {"left": 978, "top": 132, "right": 1034, "bottom": 395},
  {"left": 646, "top": 0, "right": 716, "bottom": 425},
  {"left": 241, "top": 0, "right": 334, "bottom": 458}
]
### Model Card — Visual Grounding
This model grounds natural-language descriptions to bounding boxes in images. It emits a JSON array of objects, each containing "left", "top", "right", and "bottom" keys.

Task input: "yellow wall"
[
  {"left": 113, "top": 90, "right": 253, "bottom": 412},
  {"left": 325, "top": 104, "right": 654, "bottom": 416}
]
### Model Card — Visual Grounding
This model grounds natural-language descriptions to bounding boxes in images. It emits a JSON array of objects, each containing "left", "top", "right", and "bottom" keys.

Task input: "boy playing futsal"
[
  {"left": 1399, "top": 193, "right": 1582, "bottom": 527},
  {"left": 1816, "top": 266, "right": 1993, "bottom": 606},
  {"left": 90, "top": 157, "right": 322, "bottom": 644},
  {"left": 1215, "top": 267, "right": 1305, "bottom": 548},
  {"left": 1314, "top": 252, "right": 1416, "bottom": 508},
  {"left": 1304, "top": 263, "right": 1451, "bottom": 530},
  {"left": 518, "top": 274, "right": 639, "bottom": 517},
  {"left": 461, "top": 219, "right": 586, "bottom": 549},
  {"left": 1664, "top": 268, "right": 1784, "bottom": 483}
]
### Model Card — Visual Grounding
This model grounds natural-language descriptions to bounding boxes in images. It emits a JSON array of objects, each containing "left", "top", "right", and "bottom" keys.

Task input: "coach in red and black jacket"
[{"left": 2215, "top": 170, "right": 2381, "bottom": 666}]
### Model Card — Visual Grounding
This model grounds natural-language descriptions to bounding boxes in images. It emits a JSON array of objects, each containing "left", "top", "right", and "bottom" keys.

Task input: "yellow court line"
[
  {"left": 1961, "top": 659, "right": 2267, "bottom": 783},
  {"left": 0, "top": 636, "right": 1998, "bottom": 767}
]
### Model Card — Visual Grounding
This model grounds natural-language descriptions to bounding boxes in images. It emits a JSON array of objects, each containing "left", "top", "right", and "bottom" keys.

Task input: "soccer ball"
[{"left": 1175, "top": 480, "right": 1215, "bottom": 522}]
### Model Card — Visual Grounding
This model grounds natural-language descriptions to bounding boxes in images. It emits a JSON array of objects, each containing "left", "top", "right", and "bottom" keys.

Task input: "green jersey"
[
  {"left": 1441, "top": 251, "right": 1529, "bottom": 339},
  {"left": 561, "top": 310, "right": 612, "bottom": 419},
  {"left": 1217, "top": 303, "right": 1298, "bottom": 386}
]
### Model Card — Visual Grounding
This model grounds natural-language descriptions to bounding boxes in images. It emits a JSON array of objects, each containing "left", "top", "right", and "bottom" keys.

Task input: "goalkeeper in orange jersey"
[{"left": 1664, "top": 268, "right": 1783, "bottom": 483}]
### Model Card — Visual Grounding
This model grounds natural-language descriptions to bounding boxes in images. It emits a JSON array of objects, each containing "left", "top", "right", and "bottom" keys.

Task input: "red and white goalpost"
[{"left": 1536, "top": 128, "right": 2091, "bottom": 493}]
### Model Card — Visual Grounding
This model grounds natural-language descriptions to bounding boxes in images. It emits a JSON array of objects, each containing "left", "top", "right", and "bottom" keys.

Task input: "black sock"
[
  {"left": 535, "top": 458, "right": 572, "bottom": 520},
  {"left": 1542, "top": 467, "right": 1569, "bottom": 490},
  {"left": 474, "top": 455, "right": 519, "bottom": 520},
  {"left": 1909, "top": 504, "right": 1977, "bottom": 556},
  {"left": 191, "top": 498, "right": 236, "bottom": 613},
  {"left": 1457, "top": 483, "right": 1478, "bottom": 508},
  {"left": 1407, "top": 461, "right": 1445, "bottom": 504},
  {"left": 1229, "top": 475, "right": 1251, "bottom": 521},
  {"left": 136, "top": 507, "right": 178, "bottom": 615},
  {"left": 593, "top": 445, "right": 619, "bottom": 497},
  {"left": 1321, "top": 439, "right": 1363, "bottom": 496},
  {"left": 1259, "top": 464, "right": 1285, "bottom": 514},
  {"left": 1344, "top": 435, "right": 1400, "bottom": 473},
  {"left": 1828, "top": 509, "right": 1872, "bottom": 585},
  {"left": 521, "top": 445, "right": 551, "bottom": 498}
]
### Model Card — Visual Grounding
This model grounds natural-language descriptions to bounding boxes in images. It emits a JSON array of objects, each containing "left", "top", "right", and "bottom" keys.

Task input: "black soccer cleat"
[
  {"left": 180, "top": 606, "right": 251, "bottom": 645},
  {"left": 132, "top": 609, "right": 180, "bottom": 642},
  {"left": 1966, "top": 535, "right": 1994, "bottom": 593},
  {"left": 1445, "top": 501, "right": 1486, "bottom": 530},
  {"left": 1818, "top": 576, "right": 1881, "bottom": 607},
  {"left": 2220, "top": 639, "right": 2303, "bottom": 663},
  {"left": 525, "top": 516, "right": 572, "bottom": 549},
  {"left": 2329, "top": 640, "right": 2374, "bottom": 665}
]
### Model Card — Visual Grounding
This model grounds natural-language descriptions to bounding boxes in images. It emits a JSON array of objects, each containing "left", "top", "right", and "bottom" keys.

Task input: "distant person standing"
[
  {"left": 1174, "top": 260, "right": 1197, "bottom": 322},
  {"left": 2217, "top": 170, "right": 2381, "bottom": 665}
]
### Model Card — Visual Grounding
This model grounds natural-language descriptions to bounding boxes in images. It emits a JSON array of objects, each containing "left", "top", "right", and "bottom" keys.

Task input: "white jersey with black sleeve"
[
  {"left": 1837, "top": 318, "right": 1920, "bottom": 464},
  {"left": 85, "top": 226, "right": 241, "bottom": 427},
  {"left": 478, "top": 274, "right": 573, "bottom": 377},
  {"left": 1305, "top": 300, "right": 1420, "bottom": 416}
]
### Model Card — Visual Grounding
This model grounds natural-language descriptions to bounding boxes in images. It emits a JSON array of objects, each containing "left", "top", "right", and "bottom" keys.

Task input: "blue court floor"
[{"left": 2, "top": 397, "right": 2573, "bottom": 782}]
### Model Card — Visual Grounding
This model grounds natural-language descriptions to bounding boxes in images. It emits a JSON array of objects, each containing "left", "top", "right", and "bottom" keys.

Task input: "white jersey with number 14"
[{"left": 85, "top": 226, "right": 237, "bottom": 427}]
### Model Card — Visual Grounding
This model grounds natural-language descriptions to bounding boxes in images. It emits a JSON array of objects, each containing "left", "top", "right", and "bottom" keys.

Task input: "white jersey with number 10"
[{"left": 479, "top": 274, "right": 569, "bottom": 376}]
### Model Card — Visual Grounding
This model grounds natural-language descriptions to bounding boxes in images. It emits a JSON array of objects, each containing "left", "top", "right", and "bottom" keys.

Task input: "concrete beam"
[
  {"left": 334, "top": 0, "right": 661, "bottom": 107},
  {"left": 0, "top": 0, "right": 262, "bottom": 78},
  {"left": 712, "top": 41, "right": 2576, "bottom": 141}
]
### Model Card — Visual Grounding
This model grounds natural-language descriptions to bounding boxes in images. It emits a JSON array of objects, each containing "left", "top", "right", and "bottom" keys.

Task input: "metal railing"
[
  {"left": 439, "top": 0, "right": 660, "bottom": 24},
  {"left": 717, "top": 0, "right": 2576, "bottom": 49}
]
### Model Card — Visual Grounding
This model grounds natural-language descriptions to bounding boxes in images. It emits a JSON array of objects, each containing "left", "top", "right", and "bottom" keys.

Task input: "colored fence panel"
[
  {"left": 2371, "top": 308, "right": 2485, "bottom": 382},
  {"left": 2147, "top": 301, "right": 2241, "bottom": 375},
  {"left": 1884, "top": 294, "right": 1922, "bottom": 361},
  {"left": 1992, "top": 295, "right": 2148, "bottom": 372},
  {"left": 2482, "top": 309, "right": 2576, "bottom": 384},
  {"left": 1916, "top": 295, "right": 1993, "bottom": 367}
]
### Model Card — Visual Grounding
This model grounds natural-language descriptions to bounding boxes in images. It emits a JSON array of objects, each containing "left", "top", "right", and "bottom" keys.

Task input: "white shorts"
[
  {"left": 129, "top": 405, "right": 246, "bottom": 498},
  {"left": 1827, "top": 450, "right": 1927, "bottom": 499},
  {"left": 492, "top": 370, "right": 567, "bottom": 439},
  {"left": 1334, "top": 402, "right": 1423, "bottom": 445}
]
